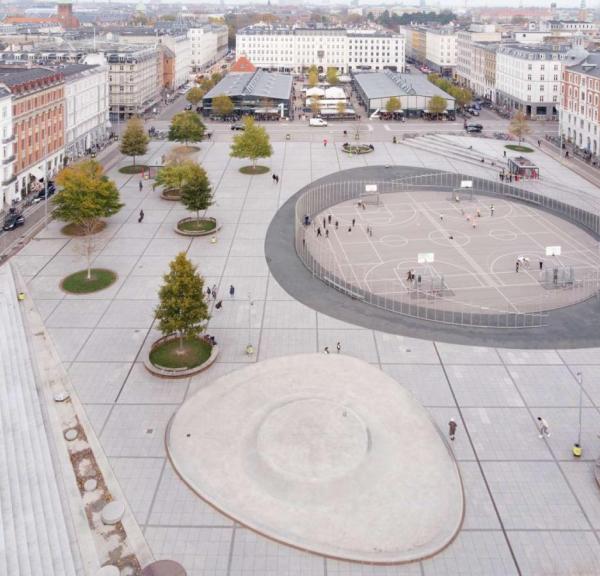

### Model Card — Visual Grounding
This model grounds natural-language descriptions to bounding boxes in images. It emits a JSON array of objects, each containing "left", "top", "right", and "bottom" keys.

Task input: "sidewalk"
[{"left": 535, "top": 138, "right": 600, "bottom": 189}]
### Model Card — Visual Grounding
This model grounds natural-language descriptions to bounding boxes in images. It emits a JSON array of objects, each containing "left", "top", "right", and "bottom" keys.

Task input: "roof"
[
  {"left": 57, "top": 63, "right": 98, "bottom": 78},
  {"left": 204, "top": 70, "right": 292, "bottom": 101},
  {"left": 353, "top": 70, "right": 455, "bottom": 101},
  {"left": 0, "top": 265, "right": 81, "bottom": 576},
  {"left": 0, "top": 86, "right": 9, "bottom": 99},
  {"left": 230, "top": 55, "right": 256, "bottom": 73},
  {"left": 0, "top": 66, "right": 60, "bottom": 87},
  {"left": 567, "top": 52, "right": 600, "bottom": 78}
]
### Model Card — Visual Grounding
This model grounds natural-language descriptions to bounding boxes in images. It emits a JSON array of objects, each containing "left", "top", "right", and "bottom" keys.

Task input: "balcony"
[
  {"left": 2, "top": 134, "right": 15, "bottom": 144},
  {"left": 1, "top": 174, "right": 16, "bottom": 186},
  {"left": 2, "top": 154, "right": 15, "bottom": 165}
]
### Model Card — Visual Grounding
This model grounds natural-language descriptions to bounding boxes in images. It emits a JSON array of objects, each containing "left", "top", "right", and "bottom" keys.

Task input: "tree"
[
  {"left": 310, "top": 99, "right": 321, "bottom": 117},
  {"left": 230, "top": 116, "right": 273, "bottom": 172},
  {"left": 155, "top": 252, "right": 210, "bottom": 352},
  {"left": 212, "top": 93, "right": 235, "bottom": 117},
  {"left": 53, "top": 160, "right": 123, "bottom": 279},
  {"left": 168, "top": 111, "right": 205, "bottom": 147},
  {"left": 336, "top": 101, "right": 347, "bottom": 116},
  {"left": 428, "top": 95, "right": 447, "bottom": 118},
  {"left": 155, "top": 158, "right": 196, "bottom": 193},
  {"left": 509, "top": 110, "right": 531, "bottom": 143},
  {"left": 120, "top": 118, "right": 149, "bottom": 166},
  {"left": 326, "top": 67, "right": 339, "bottom": 86},
  {"left": 200, "top": 78, "right": 214, "bottom": 93},
  {"left": 186, "top": 86, "right": 204, "bottom": 106},
  {"left": 308, "top": 66, "right": 319, "bottom": 88},
  {"left": 211, "top": 72, "right": 222, "bottom": 85},
  {"left": 180, "top": 163, "right": 213, "bottom": 223},
  {"left": 386, "top": 96, "right": 401, "bottom": 114}
]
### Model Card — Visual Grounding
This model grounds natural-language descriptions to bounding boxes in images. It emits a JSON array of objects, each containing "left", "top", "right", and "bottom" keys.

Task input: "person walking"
[
  {"left": 138, "top": 209, "right": 144, "bottom": 223},
  {"left": 323, "top": 217, "right": 326, "bottom": 229},
  {"left": 516, "top": 260, "right": 520, "bottom": 273},
  {"left": 448, "top": 418, "right": 457, "bottom": 441},
  {"left": 325, "top": 229, "right": 329, "bottom": 238},
  {"left": 328, "top": 214, "right": 332, "bottom": 224},
  {"left": 323, "top": 138, "right": 328, "bottom": 147},
  {"left": 206, "top": 286, "right": 212, "bottom": 298},
  {"left": 215, "top": 300, "right": 223, "bottom": 310},
  {"left": 539, "top": 260, "right": 543, "bottom": 271},
  {"left": 272, "top": 174, "right": 277, "bottom": 184},
  {"left": 323, "top": 346, "right": 330, "bottom": 354},
  {"left": 139, "top": 180, "right": 143, "bottom": 192},
  {"left": 335, "top": 220, "right": 339, "bottom": 230},
  {"left": 317, "top": 227, "right": 322, "bottom": 237},
  {"left": 537, "top": 416, "right": 550, "bottom": 438},
  {"left": 229, "top": 285, "right": 235, "bottom": 297},
  {"left": 336, "top": 341, "right": 341, "bottom": 353},
  {"left": 352, "top": 218, "right": 356, "bottom": 228},
  {"left": 490, "top": 204, "right": 495, "bottom": 216}
]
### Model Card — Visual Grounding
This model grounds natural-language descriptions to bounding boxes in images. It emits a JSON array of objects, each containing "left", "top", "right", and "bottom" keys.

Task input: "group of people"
[{"left": 206, "top": 284, "right": 236, "bottom": 311}]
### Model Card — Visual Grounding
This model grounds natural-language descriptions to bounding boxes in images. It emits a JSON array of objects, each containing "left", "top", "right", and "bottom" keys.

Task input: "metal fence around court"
[{"left": 294, "top": 171, "right": 600, "bottom": 328}]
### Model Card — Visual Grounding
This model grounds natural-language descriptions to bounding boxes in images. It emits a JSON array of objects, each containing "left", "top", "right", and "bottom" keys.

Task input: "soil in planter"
[
  {"left": 162, "top": 189, "right": 181, "bottom": 199},
  {"left": 119, "top": 164, "right": 149, "bottom": 174},
  {"left": 240, "top": 165, "right": 270, "bottom": 175},
  {"left": 505, "top": 144, "right": 534, "bottom": 153},
  {"left": 178, "top": 218, "right": 216, "bottom": 233},
  {"left": 150, "top": 336, "right": 212, "bottom": 369},
  {"left": 62, "top": 221, "right": 107, "bottom": 236}
]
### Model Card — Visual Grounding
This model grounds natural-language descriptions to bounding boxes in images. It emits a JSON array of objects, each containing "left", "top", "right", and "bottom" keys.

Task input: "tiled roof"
[{"left": 0, "top": 66, "right": 59, "bottom": 86}]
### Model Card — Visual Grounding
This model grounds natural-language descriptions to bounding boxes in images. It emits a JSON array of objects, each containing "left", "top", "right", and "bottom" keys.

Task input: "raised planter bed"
[
  {"left": 239, "top": 165, "right": 270, "bottom": 175},
  {"left": 61, "top": 268, "right": 117, "bottom": 294},
  {"left": 175, "top": 217, "right": 219, "bottom": 237},
  {"left": 342, "top": 143, "right": 374, "bottom": 155},
  {"left": 144, "top": 334, "right": 219, "bottom": 378},
  {"left": 61, "top": 220, "right": 107, "bottom": 237},
  {"left": 505, "top": 144, "right": 534, "bottom": 153},
  {"left": 160, "top": 188, "right": 181, "bottom": 201},
  {"left": 119, "top": 164, "right": 148, "bottom": 175}
]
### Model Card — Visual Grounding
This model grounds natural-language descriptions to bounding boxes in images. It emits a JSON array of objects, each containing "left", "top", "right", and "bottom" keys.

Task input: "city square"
[{"left": 5, "top": 132, "right": 600, "bottom": 575}]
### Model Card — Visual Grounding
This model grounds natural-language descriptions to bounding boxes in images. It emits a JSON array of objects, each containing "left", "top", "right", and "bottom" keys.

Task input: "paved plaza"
[{"left": 9, "top": 134, "right": 600, "bottom": 575}]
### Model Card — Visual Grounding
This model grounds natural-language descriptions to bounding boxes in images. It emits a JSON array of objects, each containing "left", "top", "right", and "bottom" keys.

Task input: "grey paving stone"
[
  {"left": 507, "top": 365, "right": 591, "bottom": 407},
  {"left": 258, "top": 329, "right": 317, "bottom": 360},
  {"left": 458, "top": 461, "right": 501, "bottom": 530},
  {"left": 76, "top": 327, "right": 148, "bottom": 362},
  {"left": 460, "top": 407, "right": 554, "bottom": 461},
  {"left": 496, "top": 348, "right": 564, "bottom": 365},
  {"left": 82, "top": 403, "right": 112, "bottom": 435},
  {"left": 421, "top": 530, "right": 518, "bottom": 576},
  {"left": 482, "top": 461, "right": 591, "bottom": 530},
  {"left": 426, "top": 407, "right": 476, "bottom": 461},
  {"left": 68, "top": 361, "right": 131, "bottom": 404},
  {"left": 508, "top": 531, "right": 600, "bottom": 576},
  {"left": 229, "top": 528, "right": 325, "bottom": 576},
  {"left": 446, "top": 365, "right": 523, "bottom": 407},
  {"left": 382, "top": 364, "right": 456, "bottom": 407},
  {"left": 375, "top": 333, "right": 440, "bottom": 364},
  {"left": 564, "top": 365, "right": 600, "bottom": 407},
  {"left": 109, "top": 457, "right": 164, "bottom": 524},
  {"left": 262, "top": 300, "right": 317, "bottom": 329},
  {"left": 560, "top": 461, "right": 600, "bottom": 530},
  {"left": 118, "top": 363, "right": 189, "bottom": 405},
  {"left": 144, "top": 526, "right": 232, "bottom": 576},
  {"left": 435, "top": 343, "right": 501, "bottom": 365},
  {"left": 326, "top": 559, "right": 421, "bottom": 575},
  {"left": 47, "top": 326, "right": 93, "bottom": 363},
  {"left": 46, "top": 299, "right": 111, "bottom": 328},
  {"left": 97, "top": 299, "right": 158, "bottom": 329},
  {"left": 317, "top": 329, "right": 378, "bottom": 363}
]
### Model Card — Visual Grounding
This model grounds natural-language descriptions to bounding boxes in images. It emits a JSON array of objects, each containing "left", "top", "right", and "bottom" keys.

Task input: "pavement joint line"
[
  {"left": 433, "top": 341, "right": 523, "bottom": 576},
  {"left": 225, "top": 525, "right": 237, "bottom": 576},
  {"left": 142, "top": 457, "right": 168, "bottom": 528},
  {"left": 499, "top": 351, "right": 600, "bottom": 545}
]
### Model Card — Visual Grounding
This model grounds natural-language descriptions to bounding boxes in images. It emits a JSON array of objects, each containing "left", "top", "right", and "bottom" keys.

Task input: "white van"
[{"left": 309, "top": 118, "right": 328, "bottom": 127}]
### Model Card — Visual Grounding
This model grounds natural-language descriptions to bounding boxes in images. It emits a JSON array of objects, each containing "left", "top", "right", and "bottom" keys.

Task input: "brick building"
[{"left": 0, "top": 67, "right": 65, "bottom": 200}]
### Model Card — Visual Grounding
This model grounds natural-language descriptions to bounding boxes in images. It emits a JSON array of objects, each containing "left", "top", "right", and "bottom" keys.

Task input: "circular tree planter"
[
  {"left": 175, "top": 217, "right": 219, "bottom": 237},
  {"left": 342, "top": 143, "right": 374, "bottom": 155},
  {"left": 239, "top": 165, "right": 270, "bottom": 175},
  {"left": 144, "top": 334, "right": 219, "bottom": 378},
  {"left": 119, "top": 164, "right": 149, "bottom": 175},
  {"left": 505, "top": 144, "right": 534, "bottom": 153},
  {"left": 160, "top": 188, "right": 181, "bottom": 201},
  {"left": 61, "top": 220, "right": 107, "bottom": 237},
  {"left": 173, "top": 145, "right": 201, "bottom": 155},
  {"left": 61, "top": 269, "right": 117, "bottom": 294}
]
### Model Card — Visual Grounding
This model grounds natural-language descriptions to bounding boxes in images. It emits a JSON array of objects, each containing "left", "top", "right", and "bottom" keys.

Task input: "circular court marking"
[
  {"left": 167, "top": 354, "right": 464, "bottom": 564},
  {"left": 489, "top": 229, "right": 518, "bottom": 241},
  {"left": 428, "top": 229, "right": 470, "bottom": 247},
  {"left": 380, "top": 234, "right": 408, "bottom": 248}
]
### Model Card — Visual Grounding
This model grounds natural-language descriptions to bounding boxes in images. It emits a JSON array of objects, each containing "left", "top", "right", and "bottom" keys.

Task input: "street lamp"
[
  {"left": 245, "top": 292, "right": 254, "bottom": 356},
  {"left": 573, "top": 371, "right": 584, "bottom": 457}
]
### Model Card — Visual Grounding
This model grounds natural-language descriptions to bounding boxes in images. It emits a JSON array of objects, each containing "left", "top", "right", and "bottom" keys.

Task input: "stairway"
[{"left": 0, "top": 264, "right": 79, "bottom": 576}]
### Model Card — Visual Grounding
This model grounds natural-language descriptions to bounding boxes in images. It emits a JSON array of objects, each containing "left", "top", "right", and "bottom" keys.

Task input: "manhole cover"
[{"left": 64, "top": 429, "right": 78, "bottom": 441}]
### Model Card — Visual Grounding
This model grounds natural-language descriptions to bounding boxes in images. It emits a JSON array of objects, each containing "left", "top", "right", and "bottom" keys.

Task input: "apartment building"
[
  {"left": 235, "top": 26, "right": 405, "bottom": 74},
  {"left": 188, "top": 25, "right": 228, "bottom": 71},
  {"left": 105, "top": 45, "right": 161, "bottom": 120},
  {"left": 0, "top": 88, "right": 15, "bottom": 207},
  {"left": 560, "top": 52, "right": 600, "bottom": 155},
  {"left": 495, "top": 44, "right": 570, "bottom": 117},
  {"left": 161, "top": 34, "right": 191, "bottom": 90},
  {"left": 456, "top": 25, "right": 502, "bottom": 93},
  {"left": 0, "top": 67, "right": 65, "bottom": 201},
  {"left": 425, "top": 28, "right": 457, "bottom": 77},
  {"left": 399, "top": 26, "right": 426, "bottom": 64},
  {"left": 62, "top": 59, "right": 109, "bottom": 161}
]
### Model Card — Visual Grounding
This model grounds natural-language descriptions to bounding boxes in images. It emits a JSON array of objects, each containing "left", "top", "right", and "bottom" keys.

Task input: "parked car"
[
  {"left": 231, "top": 123, "right": 245, "bottom": 131},
  {"left": 467, "top": 108, "right": 480, "bottom": 116},
  {"left": 184, "top": 104, "right": 193, "bottom": 111},
  {"left": 309, "top": 117, "right": 328, "bottom": 127},
  {"left": 3, "top": 211, "right": 24, "bottom": 231}
]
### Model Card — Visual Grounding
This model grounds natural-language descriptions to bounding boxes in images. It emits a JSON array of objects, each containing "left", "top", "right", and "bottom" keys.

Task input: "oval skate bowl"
[{"left": 166, "top": 354, "right": 464, "bottom": 564}]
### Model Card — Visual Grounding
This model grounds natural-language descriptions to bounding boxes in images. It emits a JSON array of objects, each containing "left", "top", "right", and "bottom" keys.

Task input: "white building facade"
[
  {"left": 63, "top": 59, "right": 110, "bottom": 161},
  {"left": 161, "top": 34, "right": 191, "bottom": 89},
  {"left": 235, "top": 26, "right": 405, "bottom": 74},
  {"left": 456, "top": 25, "right": 502, "bottom": 91},
  {"left": 0, "top": 87, "right": 15, "bottom": 208},
  {"left": 188, "top": 25, "right": 228, "bottom": 71},
  {"left": 425, "top": 29, "right": 457, "bottom": 76},
  {"left": 496, "top": 44, "right": 568, "bottom": 118}
]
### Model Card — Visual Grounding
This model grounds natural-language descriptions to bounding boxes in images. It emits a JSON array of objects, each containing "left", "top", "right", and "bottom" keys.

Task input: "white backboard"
[
  {"left": 545, "top": 246, "right": 562, "bottom": 256},
  {"left": 365, "top": 184, "right": 378, "bottom": 193},
  {"left": 417, "top": 252, "right": 435, "bottom": 264},
  {"left": 460, "top": 180, "right": 473, "bottom": 189}
]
